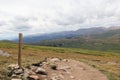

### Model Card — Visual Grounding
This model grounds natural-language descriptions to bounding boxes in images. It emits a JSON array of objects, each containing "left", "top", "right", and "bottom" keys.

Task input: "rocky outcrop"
[{"left": 8, "top": 58, "right": 108, "bottom": 80}]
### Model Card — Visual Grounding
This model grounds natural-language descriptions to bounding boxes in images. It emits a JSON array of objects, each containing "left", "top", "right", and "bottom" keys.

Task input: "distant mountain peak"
[{"left": 108, "top": 26, "right": 120, "bottom": 30}]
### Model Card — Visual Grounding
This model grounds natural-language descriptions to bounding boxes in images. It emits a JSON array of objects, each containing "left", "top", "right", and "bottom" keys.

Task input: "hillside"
[
  {"left": 14, "top": 27, "right": 107, "bottom": 43},
  {"left": 0, "top": 42, "right": 120, "bottom": 80},
  {"left": 31, "top": 29, "right": 120, "bottom": 52}
]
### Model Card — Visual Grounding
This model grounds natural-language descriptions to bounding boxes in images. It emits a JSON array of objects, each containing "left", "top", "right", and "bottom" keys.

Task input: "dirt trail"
[{"left": 9, "top": 58, "right": 108, "bottom": 80}]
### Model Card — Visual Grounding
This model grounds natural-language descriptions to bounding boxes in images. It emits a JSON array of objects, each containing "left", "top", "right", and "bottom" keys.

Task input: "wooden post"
[{"left": 18, "top": 33, "right": 22, "bottom": 68}]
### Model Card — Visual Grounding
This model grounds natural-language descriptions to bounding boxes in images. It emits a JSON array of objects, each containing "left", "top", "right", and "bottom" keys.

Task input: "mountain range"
[
  {"left": 24, "top": 26, "right": 120, "bottom": 51},
  {"left": 17, "top": 27, "right": 115, "bottom": 43}
]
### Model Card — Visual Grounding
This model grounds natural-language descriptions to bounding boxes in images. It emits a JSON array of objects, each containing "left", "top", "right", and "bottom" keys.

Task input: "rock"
[
  {"left": 29, "top": 70, "right": 36, "bottom": 75},
  {"left": 51, "top": 75, "right": 61, "bottom": 80},
  {"left": 14, "top": 69, "right": 23, "bottom": 75},
  {"left": 50, "top": 64, "right": 57, "bottom": 70},
  {"left": 0, "top": 50, "right": 11, "bottom": 57},
  {"left": 32, "top": 62, "right": 41, "bottom": 67},
  {"left": 24, "top": 69, "right": 36, "bottom": 78},
  {"left": 35, "top": 67, "right": 47, "bottom": 75},
  {"left": 58, "top": 74, "right": 64, "bottom": 79},
  {"left": 11, "top": 78, "right": 22, "bottom": 80},
  {"left": 12, "top": 74, "right": 19, "bottom": 78},
  {"left": 70, "top": 76, "right": 75, "bottom": 79},
  {"left": 49, "top": 58, "right": 61, "bottom": 62},
  {"left": 30, "top": 66, "right": 38, "bottom": 72},
  {"left": 28, "top": 75, "right": 40, "bottom": 80},
  {"left": 58, "top": 66, "right": 71, "bottom": 71},
  {"left": 51, "top": 74, "right": 63, "bottom": 80},
  {"left": 8, "top": 64, "right": 19, "bottom": 70},
  {"left": 42, "top": 62, "right": 49, "bottom": 66},
  {"left": 24, "top": 69, "right": 30, "bottom": 79},
  {"left": 8, "top": 70, "right": 14, "bottom": 77},
  {"left": 62, "top": 59, "right": 68, "bottom": 62}
]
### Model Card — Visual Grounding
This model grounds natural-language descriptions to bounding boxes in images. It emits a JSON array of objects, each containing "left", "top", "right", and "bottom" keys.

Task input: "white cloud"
[{"left": 0, "top": 0, "right": 120, "bottom": 40}]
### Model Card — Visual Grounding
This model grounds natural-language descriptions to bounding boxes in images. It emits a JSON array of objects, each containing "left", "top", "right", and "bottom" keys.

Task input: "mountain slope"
[
  {"left": 18, "top": 27, "right": 107, "bottom": 43},
  {"left": 31, "top": 29, "right": 120, "bottom": 52}
]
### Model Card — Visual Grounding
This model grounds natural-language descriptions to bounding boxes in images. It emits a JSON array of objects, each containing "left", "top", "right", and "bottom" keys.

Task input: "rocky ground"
[
  {"left": 8, "top": 58, "right": 108, "bottom": 80},
  {"left": 0, "top": 50, "right": 11, "bottom": 57}
]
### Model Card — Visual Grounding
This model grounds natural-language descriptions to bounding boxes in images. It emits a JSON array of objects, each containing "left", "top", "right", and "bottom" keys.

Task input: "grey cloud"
[
  {"left": 55, "top": 16, "right": 85, "bottom": 26},
  {"left": 15, "top": 16, "right": 29, "bottom": 22},
  {"left": 0, "top": 22, "right": 6, "bottom": 26},
  {"left": 8, "top": 16, "right": 36, "bottom": 32},
  {"left": 14, "top": 25, "right": 31, "bottom": 31}
]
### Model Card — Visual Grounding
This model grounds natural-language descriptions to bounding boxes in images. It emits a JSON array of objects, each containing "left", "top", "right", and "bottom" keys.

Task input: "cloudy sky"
[{"left": 0, "top": 0, "right": 120, "bottom": 40}]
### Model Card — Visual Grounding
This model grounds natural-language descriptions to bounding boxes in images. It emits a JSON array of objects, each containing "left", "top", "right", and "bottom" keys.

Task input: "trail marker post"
[{"left": 18, "top": 33, "right": 22, "bottom": 68}]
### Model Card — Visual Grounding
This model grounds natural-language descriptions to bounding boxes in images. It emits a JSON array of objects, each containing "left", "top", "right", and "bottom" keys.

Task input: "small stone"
[
  {"left": 24, "top": 69, "right": 36, "bottom": 77},
  {"left": 35, "top": 67, "right": 47, "bottom": 75},
  {"left": 11, "top": 78, "right": 22, "bottom": 80},
  {"left": 50, "top": 58, "right": 61, "bottom": 62},
  {"left": 14, "top": 69, "right": 23, "bottom": 75},
  {"left": 28, "top": 75, "right": 39, "bottom": 80},
  {"left": 59, "top": 74, "right": 64, "bottom": 79},
  {"left": 32, "top": 62, "right": 41, "bottom": 67},
  {"left": 12, "top": 74, "right": 18, "bottom": 78},
  {"left": 66, "top": 71, "right": 71, "bottom": 74},
  {"left": 24, "top": 69, "right": 30, "bottom": 79},
  {"left": 8, "top": 64, "right": 19, "bottom": 70},
  {"left": 58, "top": 66, "right": 71, "bottom": 71},
  {"left": 70, "top": 76, "right": 75, "bottom": 79},
  {"left": 50, "top": 64, "right": 57, "bottom": 70},
  {"left": 30, "top": 66, "right": 38, "bottom": 71},
  {"left": 62, "top": 59, "right": 68, "bottom": 62},
  {"left": 51, "top": 75, "right": 61, "bottom": 80}
]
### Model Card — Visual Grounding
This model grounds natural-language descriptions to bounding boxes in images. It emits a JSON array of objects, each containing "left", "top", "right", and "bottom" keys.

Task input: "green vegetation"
[
  {"left": 33, "top": 29, "right": 120, "bottom": 52},
  {"left": 92, "top": 29, "right": 120, "bottom": 39},
  {"left": 35, "top": 38, "right": 120, "bottom": 52},
  {"left": 0, "top": 42, "right": 120, "bottom": 80}
]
